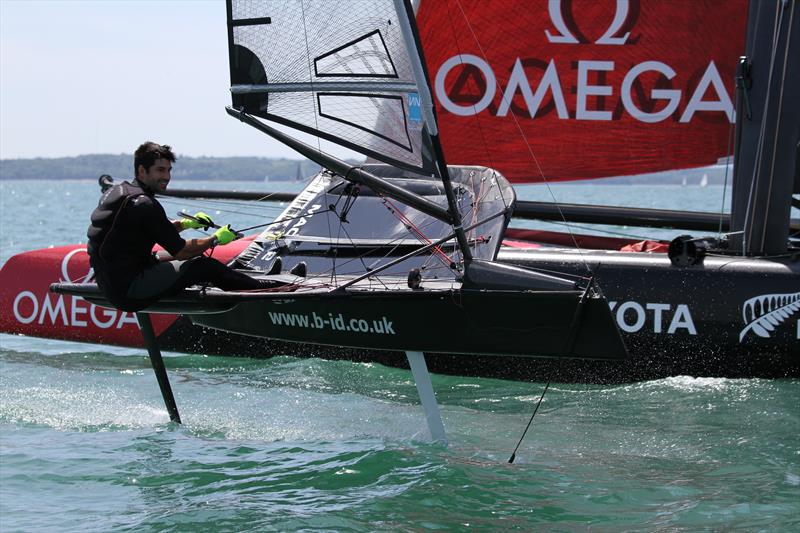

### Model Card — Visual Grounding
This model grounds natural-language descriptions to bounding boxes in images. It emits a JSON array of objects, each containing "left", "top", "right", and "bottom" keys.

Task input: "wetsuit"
[{"left": 87, "top": 179, "right": 263, "bottom": 311}]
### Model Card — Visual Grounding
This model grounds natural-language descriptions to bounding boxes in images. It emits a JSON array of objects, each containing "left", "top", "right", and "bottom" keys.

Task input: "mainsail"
[
  {"left": 416, "top": 0, "right": 748, "bottom": 182},
  {"left": 228, "top": 0, "right": 436, "bottom": 174},
  {"left": 205, "top": 0, "right": 627, "bottom": 363},
  {"left": 227, "top": 0, "right": 491, "bottom": 274}
]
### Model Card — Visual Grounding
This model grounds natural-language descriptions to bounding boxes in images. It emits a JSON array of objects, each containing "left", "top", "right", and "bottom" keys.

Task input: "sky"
[{"left": 0, "top": 0, "right": 331, "bottom": 160}]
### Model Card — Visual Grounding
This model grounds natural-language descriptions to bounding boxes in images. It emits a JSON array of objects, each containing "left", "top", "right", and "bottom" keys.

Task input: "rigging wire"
[
  {"left": 717, "top": 138, "right": 734, "bottom": 239},
  {"left": 297, "top": 1, "right": 342, "bottom": 280},
  {"left": 331, "top": 209, "right": 393, "bottom": 290},
  {"left": 159, "top": 197, "right": 287, "bottom": 222},
  {"left": 161, "top": 197, "right": 334, "bottom": 235},
  {"left": 449, "top": 0, "right": 593, "bottom": 276},
  {"left": 508, "top": 378, "right": 550, "bottom": 464},
  {"left": 156, "top": 190, "right": 297, "bottom": 217},
  {"left": 160, "top": 193, "right": 299, "bottom": 210},
  {"left": 383, "top": 196, "right": 454, "bottom": 267},
  {"left": 718, "top": 45, "right": 740, "bottom": 241},
  {"left": 440, "top": 3, "right": 503, "bottom": 209},
  {"left": 319, "top": 225, "right": 457, "bottom": 284},
  {"left": 514, "top": 220, "right": 675, "bottom": 243}
]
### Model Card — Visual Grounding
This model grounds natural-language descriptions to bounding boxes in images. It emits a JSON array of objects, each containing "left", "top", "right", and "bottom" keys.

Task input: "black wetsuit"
[{"left": 87, "top": 179, "right": 263, "bottom": 311}]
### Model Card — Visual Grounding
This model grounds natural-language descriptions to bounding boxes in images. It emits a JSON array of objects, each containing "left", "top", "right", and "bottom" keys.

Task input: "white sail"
[{"left": 227, "top": 0, "right": 435, "bottom": 173}]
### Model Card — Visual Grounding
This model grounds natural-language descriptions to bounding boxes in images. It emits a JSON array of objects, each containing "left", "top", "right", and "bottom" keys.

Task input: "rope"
[
  {"left": 382, "top": 196, "right": 454, "bottom": 267},
  {"left": 508, "top": 378, "right": 550, "bottom": 464},
  {"left": 451, "top": 0, "right": 592, "bottom": 276}
]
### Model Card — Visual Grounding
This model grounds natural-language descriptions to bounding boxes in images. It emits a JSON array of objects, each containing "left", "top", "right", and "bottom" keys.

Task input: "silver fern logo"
[{"left": 739, "top": 291, "right": 800, "bottom": 342}]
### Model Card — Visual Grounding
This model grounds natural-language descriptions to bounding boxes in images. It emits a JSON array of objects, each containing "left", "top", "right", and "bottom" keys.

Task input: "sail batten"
[
  {"left": 230, "top": 16, "right": 272, "bottom": 27},
  {"left": 231, "top": 82, "right": 420, "bottom": 94}
]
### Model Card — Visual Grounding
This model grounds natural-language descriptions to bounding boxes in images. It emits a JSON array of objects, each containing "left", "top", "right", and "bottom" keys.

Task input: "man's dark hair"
[{"left": 134, "top": 142, "right": 177, "bottom": 175}]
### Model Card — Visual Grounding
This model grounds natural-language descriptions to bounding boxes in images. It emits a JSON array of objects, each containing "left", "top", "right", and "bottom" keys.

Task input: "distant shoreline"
[
  {"left": 1, "top": 154, "right": 733, "bottom": 185},
  {"left": 0, "top": 154, "right": 320, "bottom": 182}
]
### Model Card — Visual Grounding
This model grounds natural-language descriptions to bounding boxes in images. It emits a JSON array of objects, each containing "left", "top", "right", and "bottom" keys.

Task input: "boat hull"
[
  {"left": 190, "top": 288, "right": 627, "bottom": 360},
  {"left": 487, "top": 248, "right": 800, "bottom": 380},
  {"left": 4, "top": 243, "right": 798, "bottom": 382}
]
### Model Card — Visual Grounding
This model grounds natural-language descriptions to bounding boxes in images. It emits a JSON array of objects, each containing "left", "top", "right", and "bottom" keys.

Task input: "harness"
[
  {"left": 87, "top": 180, "right": 149, "bottom": 263},
  {"left": 86, "top": 180, "right": 156, "bottom": 311}
]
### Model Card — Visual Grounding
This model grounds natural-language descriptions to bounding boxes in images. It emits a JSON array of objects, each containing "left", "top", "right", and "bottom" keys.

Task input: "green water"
[
  {"left": 1, "top": 179, "right": 798, "bottom": 531},
  {"left": 1, "top": 340, "right": 798, "bottom": 531}
]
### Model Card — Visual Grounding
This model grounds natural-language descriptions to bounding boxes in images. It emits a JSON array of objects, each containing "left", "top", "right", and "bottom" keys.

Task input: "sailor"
[{"left": 87, "top": 141, "right": 266, "bottom": 311}]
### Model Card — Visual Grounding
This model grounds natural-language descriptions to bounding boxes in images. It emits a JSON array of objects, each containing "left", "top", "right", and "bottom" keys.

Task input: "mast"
[
  {"left": 393, "top": 0, "right": 473, "bottom": 264},
  {"left": 730, "top": 0, "right": 799, "bottom": 256}
]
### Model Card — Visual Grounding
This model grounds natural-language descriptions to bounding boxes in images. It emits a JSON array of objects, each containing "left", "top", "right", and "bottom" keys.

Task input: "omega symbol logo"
[
  {"left": 61, "top": 248, "right": 93, "bottom": 284},
  {"left": 546, "top": 0, "right": 635, "bottom": 45}
]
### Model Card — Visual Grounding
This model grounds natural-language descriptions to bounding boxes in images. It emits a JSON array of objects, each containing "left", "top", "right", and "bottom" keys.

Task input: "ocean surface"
[{"left": 1, "top": 178, "right": 798, "bottom": 531}]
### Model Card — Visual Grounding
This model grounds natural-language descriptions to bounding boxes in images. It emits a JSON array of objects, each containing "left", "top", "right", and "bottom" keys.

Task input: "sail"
[
  {"left": 227, "top": 0, "right": 436, "bottom": 174},
  {"left": 416, "top": 0, "right": 747, "bottom": 183},
  {"left": 235, "top": 165, "right": 515, "bottom": 280}
]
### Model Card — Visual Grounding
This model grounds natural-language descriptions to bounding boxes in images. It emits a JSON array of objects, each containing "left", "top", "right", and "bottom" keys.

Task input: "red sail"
[{"left": 417, "top": 0, "right": 746, "bottom": 182}]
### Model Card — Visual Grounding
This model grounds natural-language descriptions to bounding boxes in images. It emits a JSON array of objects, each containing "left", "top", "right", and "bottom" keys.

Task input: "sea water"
[{"left": 1, "top": 179, "right": 798, "bottom": 531}]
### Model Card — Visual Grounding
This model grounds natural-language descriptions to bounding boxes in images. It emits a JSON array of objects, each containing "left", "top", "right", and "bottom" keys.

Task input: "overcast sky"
[{"left": 0, "top": 0, "right": 328, "bottom": 160}]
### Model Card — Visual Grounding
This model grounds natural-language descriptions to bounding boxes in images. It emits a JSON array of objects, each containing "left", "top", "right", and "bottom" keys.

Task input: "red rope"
[{"left": 381, "top": 197, "right": 454, "bottom": 267}]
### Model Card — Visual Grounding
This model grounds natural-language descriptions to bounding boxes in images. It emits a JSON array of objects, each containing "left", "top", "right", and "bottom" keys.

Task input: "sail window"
[
  {"left": 318, "top": 92, "right": 412, "bottom": 151},
  {"left": 315, "top": 30, "right": 398, "bottom": 78}
]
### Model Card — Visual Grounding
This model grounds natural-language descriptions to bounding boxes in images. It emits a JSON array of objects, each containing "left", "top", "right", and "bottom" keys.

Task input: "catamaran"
[
  {"left": 55, "top": 0, "right": 628, "bottom": 360},
  {"left": 1, "top": 0, "right": 797, "bottom": 385},
  {"left": 46, "top": 0, "right": 639, "bottom": 439}
]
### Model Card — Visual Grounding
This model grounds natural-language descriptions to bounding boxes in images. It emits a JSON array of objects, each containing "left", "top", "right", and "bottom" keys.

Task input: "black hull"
[
  {"left": 145, "top": 248, "right": 798, "bottom": 383},
  {"left": 494, "top": 248, "right": 800, "bottom": 381},
  {"left": 151, "top": 315, "right": 798, "bottom": 383},
  {"left": 48, "top": 246, "right": 800, "bottom": 382},
  {"left": 502, "top": 249, "right": 799, "bottom": 354},
  {"left": 191, "top": 288, "right": 627, "bottom": 361}
]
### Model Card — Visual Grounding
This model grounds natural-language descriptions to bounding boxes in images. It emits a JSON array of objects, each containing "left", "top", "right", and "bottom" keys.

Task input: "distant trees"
[{"left": 0, "top": 154, "right": 321, "bottom": 181}]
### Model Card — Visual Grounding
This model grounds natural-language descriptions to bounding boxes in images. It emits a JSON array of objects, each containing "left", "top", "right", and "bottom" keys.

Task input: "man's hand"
[
  {"left": 213, "top": 224, "right": 238, "bottom": 245},
  {"left": 173, "top": 222, "right": 239, "bottom": 260},
  {"left": 181, "top": 211, "right": 215, "bottom": 230}
]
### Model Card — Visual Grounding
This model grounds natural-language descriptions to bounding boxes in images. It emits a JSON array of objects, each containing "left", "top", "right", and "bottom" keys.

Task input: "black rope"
[
  {"left": 330, "top": 184, "right": 360, "bottom": 223},
  {"left": 236, "top": 207, "right": 334, "bottom": 233},
  {"left": 508, "top": 378, "right": 550, "bottom": 464},
  {"left": 507, "top": 277, "right": 594, "bottom": 464}
]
